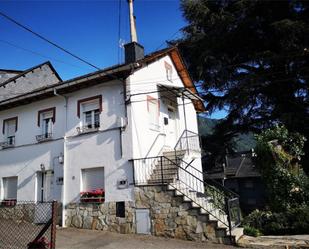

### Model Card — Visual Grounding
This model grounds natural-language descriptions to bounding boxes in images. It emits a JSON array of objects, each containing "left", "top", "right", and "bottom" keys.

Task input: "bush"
[
  {"left": 244, "top": 226, "right": 262, "bottom": 237},
  {"left": 243, "top": 206, "right": 309, "bottom": 235}
]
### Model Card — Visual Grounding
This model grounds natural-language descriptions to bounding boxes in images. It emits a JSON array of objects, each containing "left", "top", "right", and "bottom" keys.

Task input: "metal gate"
[{"left": 0, "top": 200, "right": 57, "bottom": 249}]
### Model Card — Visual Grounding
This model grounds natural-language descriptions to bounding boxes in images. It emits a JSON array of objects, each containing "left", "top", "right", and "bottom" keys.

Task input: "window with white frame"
[
  {"left": 2, "top": 176, "right": 18, "bottom": 200},
  {"left": 37, "top": 108, "right": 55, "bottom": 141},
  {"left": 78, "top": 95, "right": 102, "bottom": 131},
  {"left": 147, "top": 96, "right": 159, "bottom": 129},
  {"left": 2, "top": 117, "right": 17, "bottom": 146},
  {"left": 81, "top": 167, "right": 104, "bottom": 203},
  {"left": 165, "top": 61, "right": 173, "bottom": 82}
]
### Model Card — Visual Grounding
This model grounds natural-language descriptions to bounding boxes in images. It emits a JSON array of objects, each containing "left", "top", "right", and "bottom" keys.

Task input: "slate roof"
[
  {"left": 0, "top": 47, "right": 205, "bottom": 112},
  {"left": 205, "top": 151, "right": 261, "bottom": 179}
]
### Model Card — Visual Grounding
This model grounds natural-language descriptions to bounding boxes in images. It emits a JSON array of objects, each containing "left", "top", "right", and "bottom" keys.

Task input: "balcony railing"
[
  {"left": 36, "top": 133, "right": 53, "bottom": 142},
  {"left": 0, "top": 136, "right": 15, "bottom": 148},
  {"left": 77, "top": 123, "right": 100, "bottom": 134}
]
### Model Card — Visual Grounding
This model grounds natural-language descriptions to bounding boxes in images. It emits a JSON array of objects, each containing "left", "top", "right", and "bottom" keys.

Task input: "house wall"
[
  {"left": 0, "top": 96, "right": 66, "bottom": 202},
  {"left": 127, "top": 55, "right": 203, "bottom": 188},
  {"left": 128, "top": 55, "right": 200, "bottom": 158},
  {"left": 0, "top": 79, "right": 134, "bottom": 209}
]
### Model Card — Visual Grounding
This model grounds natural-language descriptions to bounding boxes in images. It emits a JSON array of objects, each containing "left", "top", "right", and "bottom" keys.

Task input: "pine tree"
[{"left": 177, "top": 0, "right": 309, "bottom": 172}]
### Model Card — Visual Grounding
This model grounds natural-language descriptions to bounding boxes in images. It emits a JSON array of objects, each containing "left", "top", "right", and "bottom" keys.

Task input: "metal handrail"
[
  {"left": 177, "top": 157, "right": 240, "bottom": 198},
  {"left": 144, "top": 133, "right": 166, "bottom": 159},
  {"left": 132, "top": 154, "right": 241, "bottom": 234},
  {"left": 174, "top": 129, "right": 199, "bottom": 150}
]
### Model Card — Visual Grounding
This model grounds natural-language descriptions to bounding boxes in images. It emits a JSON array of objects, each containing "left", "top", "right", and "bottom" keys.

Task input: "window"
[
  {"left": 37, "top": 108, "right": 55, "bottom": 141},
  {"left": 164, "top": 61, "right": 173, "bottom": 81},
  {"left": 2, "top": 176, "right": 18, "bottom": 200},
  {"left": 77, "top": 95, "right": 102, "bottom": 132},
  {"left": 81, "top": 167, "right": 104, "bottom": 203},
  {"left": 2, "top": 117, "right": 18, "bottom": 146},
  {"left": 116, "top": 202, "right": 125, "bottom": 218},
  {"left": 147, "top": 96, "right": 159, "bottom": 129}
]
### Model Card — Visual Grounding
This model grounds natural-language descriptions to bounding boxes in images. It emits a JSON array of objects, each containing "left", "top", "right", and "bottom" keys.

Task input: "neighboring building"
[
  {"left": 205, "top": 151, "right": 267, "bottom": 214},
  {"left": 0, "top": 45, "right": 243, "bottom": 245}
]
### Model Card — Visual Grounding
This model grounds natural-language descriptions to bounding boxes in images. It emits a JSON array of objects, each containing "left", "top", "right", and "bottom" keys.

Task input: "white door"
[
  {"left": 37, "top": 172, "right": 53, "bottom": 202},
  {"left": 166, "top": 107, "right": 177, "bottom": 148},
  {"left": 136, "top": 209, "right": 151, "bottom": 234}
]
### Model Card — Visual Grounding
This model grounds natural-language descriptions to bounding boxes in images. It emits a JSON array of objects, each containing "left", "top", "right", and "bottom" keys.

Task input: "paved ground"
[
  {"left": 56, "top": 228, "right": 247, "bottom": 249},
  {"left": 238, "top": 235, "right": 309, "bottom": 249}
]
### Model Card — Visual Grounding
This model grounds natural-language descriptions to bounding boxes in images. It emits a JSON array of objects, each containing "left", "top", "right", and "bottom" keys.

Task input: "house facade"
[{"left": 0, "top": 47, "right": 243, "bottom": 244}]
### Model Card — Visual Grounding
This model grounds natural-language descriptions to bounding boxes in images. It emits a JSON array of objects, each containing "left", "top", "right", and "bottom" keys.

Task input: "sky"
[{"left": 0, "top": 0, "right": 226, "bottom": 119}]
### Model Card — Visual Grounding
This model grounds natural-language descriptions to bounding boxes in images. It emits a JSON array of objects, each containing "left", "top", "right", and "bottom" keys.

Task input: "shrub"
[
  {"left": 244, "top": 226, "right": 262, "bottom": 237},
  {"left": 243, "top": 206, "right": 309, "bottom": 235}
]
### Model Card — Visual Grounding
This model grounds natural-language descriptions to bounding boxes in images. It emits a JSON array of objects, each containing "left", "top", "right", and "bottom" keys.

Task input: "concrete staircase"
[
  {"left": 147, "top": 150, "right": 185, "bottom": 185},
  {"left": 146, "top": 150, "right": 244, "bottom": 244}
]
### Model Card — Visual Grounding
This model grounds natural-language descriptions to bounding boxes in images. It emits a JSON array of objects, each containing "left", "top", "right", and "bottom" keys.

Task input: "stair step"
[
  {"left": 148, "top": 178, "right": 174, "bottom": 184},
  {"left": 163, "top": 150, "right": 186, "bottom": 157}
]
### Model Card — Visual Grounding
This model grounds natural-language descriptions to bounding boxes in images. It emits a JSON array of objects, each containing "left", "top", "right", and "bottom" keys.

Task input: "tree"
[
  {"left": 254, "top": 125, "right": 308, "bottom": 212},
  {"left": 176, "top": 0, "right": 309, "bottom": 172}
]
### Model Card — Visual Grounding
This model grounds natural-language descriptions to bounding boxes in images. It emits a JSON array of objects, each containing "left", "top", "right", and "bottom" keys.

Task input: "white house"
[{"left": 0, "top": 44, "right": 242, "bottom": 244}]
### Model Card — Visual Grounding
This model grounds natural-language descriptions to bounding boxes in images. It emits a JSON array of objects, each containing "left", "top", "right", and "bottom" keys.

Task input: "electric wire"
[
  {"left": 0, "top": 39, "right": 90, "bottom": 70},
  {"left": 0, "top": 11, "right": 100, "bottom": 70}
]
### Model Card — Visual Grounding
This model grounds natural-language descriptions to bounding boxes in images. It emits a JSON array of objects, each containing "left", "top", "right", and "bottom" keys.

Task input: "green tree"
[
  {"left": 254, "top": 125, "right": 308, "bottom": 211},
  {"left": 177, "top": 0, "right": 309, "bottom": 172}
]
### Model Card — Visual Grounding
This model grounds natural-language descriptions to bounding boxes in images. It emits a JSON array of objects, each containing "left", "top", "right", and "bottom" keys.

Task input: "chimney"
[{"left": 125, "top": 0, "right": 144, "bottom": 63}]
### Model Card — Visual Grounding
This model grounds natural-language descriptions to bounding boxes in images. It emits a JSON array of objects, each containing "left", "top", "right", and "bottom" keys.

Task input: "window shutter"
[
  {"left": 4, "top": 177, "right": 18, "bottom": 199},
  {"left": 82, "top": 100, "right": 100, "bottom": 113},
  {"left": 42, "top": 111, "right": 53, "bottom": 119},
  {"left": 82, "top": 168, "right": 104, "bottom": 191}
]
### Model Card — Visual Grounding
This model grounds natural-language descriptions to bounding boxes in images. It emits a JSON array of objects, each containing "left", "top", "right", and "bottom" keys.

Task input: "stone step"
[
  {"left": 163, "top": 150, "right": 186, "bottom": 157},
  {"left": 231, "top": 227, "right": 244, "bottom": 242},
  {"left": 148, "top": 178, "right": 174, "bottom": 184},
  {"left": 152, "top": 168, "right": 178, "bottom": 174}
]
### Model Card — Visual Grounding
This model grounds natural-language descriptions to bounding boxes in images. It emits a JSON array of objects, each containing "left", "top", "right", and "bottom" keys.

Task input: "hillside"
[{"left": 197, "top": 116, "right": 256, "bottom": 152}]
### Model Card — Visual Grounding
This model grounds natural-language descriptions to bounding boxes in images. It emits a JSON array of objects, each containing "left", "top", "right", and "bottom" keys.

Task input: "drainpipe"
[
  {"left": 53, "top": 88, "right": 68, "bottom": 227},
  {"left": 182, "top": 93, "right": 189, "bottom": 153}
]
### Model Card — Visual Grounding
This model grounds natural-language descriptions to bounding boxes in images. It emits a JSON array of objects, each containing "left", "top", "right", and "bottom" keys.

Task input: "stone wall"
[
  {"left": 65, "top": 201, "right": 135, "bottom": 234},
  {"left": 134, "top": 186, "right": 228, "bottom": 243},
  {"left": 64, "top": 187, "right": 230, "bottom": 244}
]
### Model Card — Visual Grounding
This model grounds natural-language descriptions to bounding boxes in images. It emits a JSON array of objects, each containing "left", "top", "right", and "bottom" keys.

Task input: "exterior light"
[
  {"left": 40, "top": 163, "right": 45, "bottom": 172},
  {"left": 58, "top": 153, "right": 64, "bottom": 164}
]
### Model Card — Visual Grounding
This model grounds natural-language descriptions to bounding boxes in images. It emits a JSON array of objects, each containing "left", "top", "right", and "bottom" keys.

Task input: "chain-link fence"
[{"left": 0, "top": 201, "right": 57, "bottom": 249}]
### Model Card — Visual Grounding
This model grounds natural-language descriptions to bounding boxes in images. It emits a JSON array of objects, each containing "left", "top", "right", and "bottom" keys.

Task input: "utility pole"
[{"left": 128, "top": 0, "right": 138, "bottom": 43}]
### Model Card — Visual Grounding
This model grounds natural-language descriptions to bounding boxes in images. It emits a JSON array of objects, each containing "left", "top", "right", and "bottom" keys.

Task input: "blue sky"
[
  {"left": 0, "top": 0, "right": 185, "bottom": 79},
  {"left": 0, "top": 0, "right": 227, "bottom": 119}
]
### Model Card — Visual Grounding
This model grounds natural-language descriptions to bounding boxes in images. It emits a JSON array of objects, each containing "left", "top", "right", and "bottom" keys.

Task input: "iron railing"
[
  {"left": 132, "top": 156, "right": 178, "bottom": 186},
  {"left": 0, "top": 200, "right": 58, "bottom": 249},
  {"left": 0, "top": 136, "right": 15, "bottom": 148},
  {"left": 76, "top": 123, "right": 100, "bottom": 134},
  {"left": 178, "top": 158, "right": 242, "bottom": 232},
  {"left": 131, "top": 155, "right": 241, "bottom": 234},
  {"left": 174, "top": 130, "right": 201, "bottom": 153},
  {"left": 36, "top": 133, "right": 53, "bottom": 142}
]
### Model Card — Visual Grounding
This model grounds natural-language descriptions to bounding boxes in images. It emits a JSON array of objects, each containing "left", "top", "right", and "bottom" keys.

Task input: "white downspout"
[{"left": 53, "top": 88, "right": 68, "bottom": 227}]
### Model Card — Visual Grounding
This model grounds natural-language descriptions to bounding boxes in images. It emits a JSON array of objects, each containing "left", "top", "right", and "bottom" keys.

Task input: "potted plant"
[{"left": 80, "top": 188, "right": 105, "bottom": 203}]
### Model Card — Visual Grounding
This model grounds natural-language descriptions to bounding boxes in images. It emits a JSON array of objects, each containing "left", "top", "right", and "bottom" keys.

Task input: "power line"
[
  {"left": 0, "top": 39, "right": 89, "bottom": 70},
  {"left": 0, "top": 11, "right": 100, "bottom": 70}
]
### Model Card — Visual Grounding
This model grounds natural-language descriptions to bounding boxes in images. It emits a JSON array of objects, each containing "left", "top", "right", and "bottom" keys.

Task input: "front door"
[
  {"left": 37, "top": 171, "right": 53, "bottom": 202},
  {"left": 166, "top": 107, "right": 177, "bottom": 148}
]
